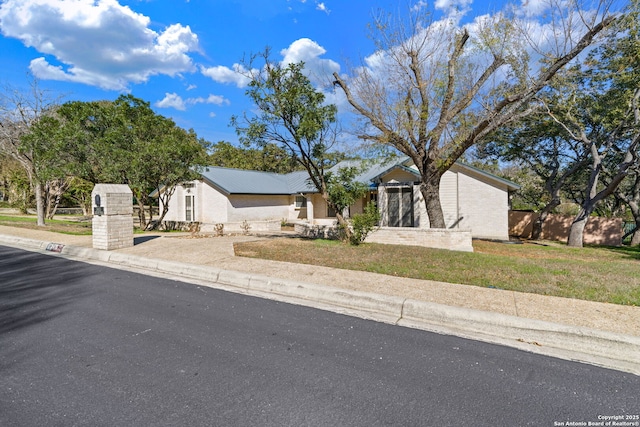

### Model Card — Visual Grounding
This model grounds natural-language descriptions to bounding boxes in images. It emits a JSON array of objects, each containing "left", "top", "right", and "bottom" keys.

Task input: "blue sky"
[{"left": 0, "top": 0, "right": 607, "bottom": 145}]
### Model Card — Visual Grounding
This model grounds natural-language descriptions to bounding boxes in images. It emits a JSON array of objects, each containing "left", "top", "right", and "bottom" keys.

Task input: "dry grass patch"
[{"left": 234, "top": 237, "right": 640, "bottom": 306}]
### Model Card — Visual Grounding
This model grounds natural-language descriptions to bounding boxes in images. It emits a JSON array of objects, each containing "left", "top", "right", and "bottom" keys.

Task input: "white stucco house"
[{"left": 159, "top": 158, "right": 519, "bottom": 241}]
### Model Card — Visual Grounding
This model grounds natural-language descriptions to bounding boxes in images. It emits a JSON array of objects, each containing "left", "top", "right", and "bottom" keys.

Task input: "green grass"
[
  {"left": 0, "top": 213, "right": 93, "bottom": 235},
  {"left": 234, "top": 238, "right": 640, "bottom": 306}
]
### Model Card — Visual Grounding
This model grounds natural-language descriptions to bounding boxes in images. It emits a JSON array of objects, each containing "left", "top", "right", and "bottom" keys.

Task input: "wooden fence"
[{"left": 509, "top": 211, "right": 623, "bottom": 246}]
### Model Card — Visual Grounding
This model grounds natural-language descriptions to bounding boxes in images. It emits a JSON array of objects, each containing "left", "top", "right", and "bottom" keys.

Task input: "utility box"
[{"left": 92, "top": 184, "right": 134, "bottom": 250}]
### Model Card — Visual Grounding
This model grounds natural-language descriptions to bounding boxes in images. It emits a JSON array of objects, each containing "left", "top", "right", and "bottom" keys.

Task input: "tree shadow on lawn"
[{"left": 594, "top": 244, "right": 640, "bottom": 260}]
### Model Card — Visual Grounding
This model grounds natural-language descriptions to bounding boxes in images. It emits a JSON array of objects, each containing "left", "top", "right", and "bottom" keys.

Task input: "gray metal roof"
[
  {"left": 200, "top": 157, "right": 520, "bottom": 195},
  {"left": 200, "top": 167, "right": 315, "bottom": 195}
]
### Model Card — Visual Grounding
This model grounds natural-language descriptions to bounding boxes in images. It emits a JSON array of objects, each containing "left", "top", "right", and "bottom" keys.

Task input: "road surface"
[{"left": 1, "top": 245, "right": 638, "bottom": 426}]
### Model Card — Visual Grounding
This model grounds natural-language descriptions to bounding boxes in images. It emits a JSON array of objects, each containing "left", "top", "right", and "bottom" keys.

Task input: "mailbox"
[{"left": 91, "top": 184, "right": 133, "bottom": 250}]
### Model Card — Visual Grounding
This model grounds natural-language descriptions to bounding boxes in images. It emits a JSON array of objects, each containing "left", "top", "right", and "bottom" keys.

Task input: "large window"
[
  {"left": 386, "top": 187, "right": 413, "bottom": 227},
  {"left": 295, "top": 195, "right": 307, "bottom": 208},
  {"left": 185, "top": 194, "right": 195, "bottom": 222}
]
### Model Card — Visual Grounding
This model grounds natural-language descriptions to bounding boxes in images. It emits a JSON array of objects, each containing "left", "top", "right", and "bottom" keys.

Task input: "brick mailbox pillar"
[{"left": 92, "top": 184, "right": 134, "bottom": 250}]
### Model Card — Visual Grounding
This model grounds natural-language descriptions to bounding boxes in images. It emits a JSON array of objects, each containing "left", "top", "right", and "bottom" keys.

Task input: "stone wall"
[
  {"left": 92, "top": 184, "right": 133, "bottom": 250},
  {"left": 365, "top": 227, "right": 474, "bottom": 252},
  {"left": 294, "top": 223, "right": 474, "bottom": 252}
]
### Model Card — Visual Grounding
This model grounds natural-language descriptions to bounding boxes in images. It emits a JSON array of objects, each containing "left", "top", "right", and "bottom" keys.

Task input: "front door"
[{"left": 387, "top": 187, "right": 413, "bottom": 227}]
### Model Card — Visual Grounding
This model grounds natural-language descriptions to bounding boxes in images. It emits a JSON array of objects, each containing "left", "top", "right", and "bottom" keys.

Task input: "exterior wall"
[
  {"left": 378, "top": 166, "right": 510, "bottom": 240},
  {"left": 226, "top": 194, "right": 291, "bottom": 222},
  {"left": 311, "top": 194, "right": 333, "bottom": 223},
  {"left": 509, "top": 211, "right": 623, "bottom": 246},
  {"left": 383, "top": 169, "right": 417, "bottom": 183},
  {"left": 439, "top": 171, "right": 459, "bottom": 228},
  {"left": 162, "top": 181, "right": 291, "bottom": 224},
  {"left": 201, "top": 220, "right": 281, "bottom": 234},
  {"left": 366, "top": 227, "right": 473, "bottom": 252},
  {"left": 161, "top": 181, "right": 229, "bottom": 223},
  {"left": 199, "top": 180, "right": 230, "bottom": 223},
  {"left": 454, "top": 166, "right": 510, "bottom": 240}
]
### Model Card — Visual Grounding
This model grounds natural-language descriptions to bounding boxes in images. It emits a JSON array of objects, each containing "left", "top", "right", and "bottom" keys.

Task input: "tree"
[
  {"left": 544, "top": 4, "right": 640, "bottom": 247},
  {"left": 0, "top": 76, "right": 62, "bottom": 225},
  {"left": 232, "top": 53, "right": 361, "bottom": 240},
  {"left": 0, "top": 153, "right": 32, "bottom": 212},
  {"left": 615, "top": 166, "right": 640, "bottom": 245},
  {"left": 209, "top": 141, "right": 301, "bottom": 173},
  {"left": 29, "top": 95, "right": 210, "bottom": 229},
  {"left": 333, "top": 0, "right": 615, "bottom": 229},
  {"left": 481, "top": 94, "right": 590, "bottom": 240}
]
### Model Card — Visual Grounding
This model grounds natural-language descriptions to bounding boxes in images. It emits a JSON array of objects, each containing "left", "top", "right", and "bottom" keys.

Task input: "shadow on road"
[
  {"left": 134, "top": 235, "right": 161, "bottom": 245},
  {"left": 0, "top": 247, "right": 95, "bottom": 338}
]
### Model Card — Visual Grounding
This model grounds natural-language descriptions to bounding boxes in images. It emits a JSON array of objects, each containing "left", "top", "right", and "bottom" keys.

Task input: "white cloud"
[
  {"left": 189, "top": 94, "right": 230, "bottom": 106},
  {"left": 200, "top": 64, "right": 254, "bottom": 88},
  {"left": 280, "top": 38, "right": 340, "bottom": 83},
  {"left": 0, "top": 0, "right": 200, "bottom": 90},
  {"left": 411, "top": 1, "right": 428, "bottom": 12},
  {"left": 155, "top": 93, "right": 229, "bottom": 110},
  {"left": 155, "top": 93, "right": 187, "bottom": 110},
  {"left": 316, "top": 2, "right": 330, "bottom": 14}
]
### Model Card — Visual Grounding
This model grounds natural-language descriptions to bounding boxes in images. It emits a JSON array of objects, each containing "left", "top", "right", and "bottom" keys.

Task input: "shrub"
[{"left": 347, "top": 202, "right": 380, "bottom": 245}]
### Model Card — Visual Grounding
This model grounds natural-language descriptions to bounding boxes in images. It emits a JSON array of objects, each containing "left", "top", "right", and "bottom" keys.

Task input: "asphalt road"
[{"left": 1, "top": 245, "right": 639, "bottom": 427}]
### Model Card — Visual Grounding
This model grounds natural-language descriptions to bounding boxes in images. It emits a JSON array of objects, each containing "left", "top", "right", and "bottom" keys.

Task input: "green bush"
[{"left": 347, "top": 202, "right": 380, "bottom": 245}]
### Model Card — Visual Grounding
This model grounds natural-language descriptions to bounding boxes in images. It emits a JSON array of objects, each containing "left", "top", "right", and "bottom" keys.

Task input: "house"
[{"left": 160, "top": 158, "right": 519, "bottom": 241}]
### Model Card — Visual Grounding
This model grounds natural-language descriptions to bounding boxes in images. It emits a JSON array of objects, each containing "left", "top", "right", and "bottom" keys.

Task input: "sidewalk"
[{"left": 1, "top": 224, "right": 639, "bottom": 374}]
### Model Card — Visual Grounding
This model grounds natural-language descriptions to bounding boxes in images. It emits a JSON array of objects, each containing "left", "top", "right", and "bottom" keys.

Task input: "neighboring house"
[{"left": 160, "top": 158, "right": 520, "bottom": 240}]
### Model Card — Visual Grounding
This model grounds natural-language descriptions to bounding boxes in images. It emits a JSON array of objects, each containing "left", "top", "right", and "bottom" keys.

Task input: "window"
[
  {"left": 295, "top": 195, "right": 307, "bottom": 208},
  {"left": 185, "top": 194, "right": 195, "bottom": 222},
  {"left": 386, "top": 186, "right": 413, "bottom": 227}
]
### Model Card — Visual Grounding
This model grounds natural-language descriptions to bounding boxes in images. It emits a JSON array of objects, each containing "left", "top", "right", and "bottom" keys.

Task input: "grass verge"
[
  {"left": 234, "top": 238, "right": 640, "bottom": 306},
  {"left": 0, "top": 214, "right": 93, "bottom": 235}
]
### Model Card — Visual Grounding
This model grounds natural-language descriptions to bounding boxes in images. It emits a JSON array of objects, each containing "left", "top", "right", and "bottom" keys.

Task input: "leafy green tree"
[
  {"left": 29, "top": 95, "right": 210, "bottom": 229},
  {"left": 208, "top": 141, "right": 301, "bottom": 173},
  {"left": 544, "top": 5, "right": 640, "bottom": 247},
  {"left": 232, "top": 52, "right": 360, "bottom": 241},
  {"left": 0, "top": 154, "right": 32, "bottom": 212},
  {"left": 481, "top": 98, "right": 589, "bottom": 240}
]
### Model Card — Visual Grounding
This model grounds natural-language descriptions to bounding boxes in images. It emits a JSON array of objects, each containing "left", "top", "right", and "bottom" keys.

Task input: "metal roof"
[
  {"left": 200, "top": 158, "right": 520, "bottom": 195},
  {"left": 200, "top": 167, "right": 315, "bottom": 195}
]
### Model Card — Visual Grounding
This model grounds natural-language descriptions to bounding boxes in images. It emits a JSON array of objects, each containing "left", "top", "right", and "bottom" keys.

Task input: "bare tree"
[
  {"left": 333, "top": 0, "right": 615, "bottom": 228},
  {"left": 0, "top": 76, "right": 61, "bottom": 226}
]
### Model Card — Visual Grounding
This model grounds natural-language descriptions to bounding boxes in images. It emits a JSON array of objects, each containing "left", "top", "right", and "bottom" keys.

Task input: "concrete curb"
[{"left": 2, "top": 234, "right": 639, "bottom": 375}]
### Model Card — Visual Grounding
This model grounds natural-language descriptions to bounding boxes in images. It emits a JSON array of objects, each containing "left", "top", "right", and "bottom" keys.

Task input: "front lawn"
[
  {"left": 234, "top": 238, "right": 640, "bottom": 306},
  {"left": 0, "top": 214, "right": 92, "bottom": 235}
]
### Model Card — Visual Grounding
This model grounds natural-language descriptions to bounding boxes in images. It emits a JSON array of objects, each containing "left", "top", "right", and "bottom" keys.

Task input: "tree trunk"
[
  {"left": 154, "top": 186, "right": 177, "bottom": 230},
  {"left": 137, "top": 198, "right": 147, "bottom": 230},
  {"left": 531, "top": 199, "right": 560, "bottom": 240},
  {"left": 419, "top": 176, "right": 446, "bottom": 229},
  {"left": 631, "top": 222, "right": 640, "bottom": 246},
  {"left": 34, "top": 181, "right": 45, "bottom": 226},
  {"left": 567, "top": 205, "right": 595, "bottom": 247},
  {"left": 628, "top": 201, "right": 640, "bottom": 246}
]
